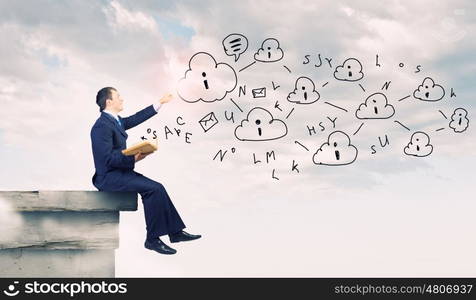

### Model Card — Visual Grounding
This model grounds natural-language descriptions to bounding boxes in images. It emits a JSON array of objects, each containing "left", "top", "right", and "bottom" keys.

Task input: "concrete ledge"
[
  {"left": 0, "top": 212, "right": 119, "bottom": 250},
  {"left": 0, "top": 191, "right": 138, "bottom": 277},
  {"left": 0, "top": 249, "right": 115, "bottom": 277},
  {"left": 0, "top": 191, "right": 137, "bottom": 212}
]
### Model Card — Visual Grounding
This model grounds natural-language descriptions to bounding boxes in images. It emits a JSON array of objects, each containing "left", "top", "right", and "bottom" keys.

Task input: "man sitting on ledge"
[{"left": 90, "top": 87, "right": 201, "bottom": 255}]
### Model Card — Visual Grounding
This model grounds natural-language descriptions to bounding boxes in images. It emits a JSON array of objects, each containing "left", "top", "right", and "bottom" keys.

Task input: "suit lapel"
[{"left": 101, "top": 112, "right": 128, "bottom": 138}]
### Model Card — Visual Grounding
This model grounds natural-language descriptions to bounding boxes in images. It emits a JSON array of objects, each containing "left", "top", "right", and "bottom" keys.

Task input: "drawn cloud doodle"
[
  {"left": 287, "top": 76, "right": 320, "bottom": 104},
  {"left": 333, "top": 58, "right": 364, "bottom": 82},
  {"left": 404, "top": 131, "right": 433, "bottom": 157},
  {"left": 355, "top": 92, "right": 395, "bottom": 119},
  {"left": 413, "top": 77, "right": 445, "bottom": 102},
  {"left": 234, "top": 107, "right": 288, "bottom": 141},
  {"left": 177, "top": 52, "right": 237, "bottom": 103},
  {"left": 449, "top": 108, "right": 469, "bottom": 133},
  {"left": 312, "top": 131, "right": 358, "bottom": 166},
  {"left": 254, "top": 38, "right": 284, "bottom": 63}
]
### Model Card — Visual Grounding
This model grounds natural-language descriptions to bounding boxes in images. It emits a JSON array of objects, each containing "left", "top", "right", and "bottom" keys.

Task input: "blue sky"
[{"left": 154, "top": 15, "right": 195, "bottom": 40}]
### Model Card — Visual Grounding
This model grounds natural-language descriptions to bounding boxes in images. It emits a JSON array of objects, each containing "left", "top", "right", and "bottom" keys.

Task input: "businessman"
[{"left": 90, "top": 87, "right": 201, "bottom": 255}]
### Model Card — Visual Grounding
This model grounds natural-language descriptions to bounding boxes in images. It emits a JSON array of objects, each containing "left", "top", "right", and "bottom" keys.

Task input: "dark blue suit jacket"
[{"left": 90, "top": 105, "right": 157, "bottom": 190}]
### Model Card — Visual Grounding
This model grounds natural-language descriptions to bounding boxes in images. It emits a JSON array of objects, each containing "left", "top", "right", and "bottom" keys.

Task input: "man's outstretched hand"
[
  {"left": 134, "top": 151, "right": 151, "bottom": 162},
  {"left": 159, "top": 93, "right": 173, "bottom": 104}
]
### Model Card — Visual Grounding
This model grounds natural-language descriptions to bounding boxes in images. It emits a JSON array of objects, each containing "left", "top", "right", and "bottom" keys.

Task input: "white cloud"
[
  {"left": 355, "top": 92, "right": 395, "bottom": 119},
  {"left": 103, "top": 0, "right": 158, "bottom": 34},
  {"left": 177, "top": 52, "right": 237, "bottom": 103}
]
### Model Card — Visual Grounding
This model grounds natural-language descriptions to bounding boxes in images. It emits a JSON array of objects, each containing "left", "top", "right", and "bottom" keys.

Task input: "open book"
[{"left": 122, "top": 140, "right": 158, "bottom": 156}]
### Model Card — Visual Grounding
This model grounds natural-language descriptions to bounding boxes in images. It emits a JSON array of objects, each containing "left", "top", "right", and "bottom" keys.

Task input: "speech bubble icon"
[{"left": 222, "top": 33, "right": 248, "bottom": 62}]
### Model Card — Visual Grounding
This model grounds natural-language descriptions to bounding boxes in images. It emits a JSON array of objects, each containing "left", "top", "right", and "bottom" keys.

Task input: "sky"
[{"left": 0, "top": 0, "right": 475, "bottom": 276}]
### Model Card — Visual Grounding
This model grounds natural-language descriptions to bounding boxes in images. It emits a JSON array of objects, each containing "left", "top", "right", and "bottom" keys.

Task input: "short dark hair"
[{"left": 96, "top": 87, "right": 116, "bottom": 112}]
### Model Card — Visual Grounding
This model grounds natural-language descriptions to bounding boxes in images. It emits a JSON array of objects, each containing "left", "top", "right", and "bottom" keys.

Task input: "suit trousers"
[{"left": 102, "top": 172, "right": 186, "bottom": 240}]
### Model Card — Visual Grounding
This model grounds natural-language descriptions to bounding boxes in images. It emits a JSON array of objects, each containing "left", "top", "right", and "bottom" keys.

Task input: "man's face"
[{"left": 106, "top": 89, "right": 124, "bottom": 113}]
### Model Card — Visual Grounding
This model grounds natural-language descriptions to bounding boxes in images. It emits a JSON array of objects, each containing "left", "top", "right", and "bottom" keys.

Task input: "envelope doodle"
[
  {"left": 199, "top": 112, "right": 219, "bottom": 132},
  {"left": 252, "top": 87, "right": 266, "bottom": 98}
]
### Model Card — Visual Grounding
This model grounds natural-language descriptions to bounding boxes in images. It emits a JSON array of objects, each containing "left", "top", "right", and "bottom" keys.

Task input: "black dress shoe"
[
  {"left": 169, "top": 230, "right": 202, "bottom": 243},
  {"left": 144, "top": 238, "right": 177, "bottom": 255}
]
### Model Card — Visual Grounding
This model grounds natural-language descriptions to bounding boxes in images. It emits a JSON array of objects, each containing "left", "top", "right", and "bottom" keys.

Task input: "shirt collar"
[{"left": 103, "top": 109, "right": 119, "bottom": 121}]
